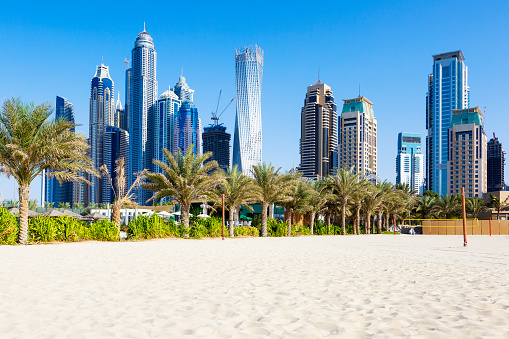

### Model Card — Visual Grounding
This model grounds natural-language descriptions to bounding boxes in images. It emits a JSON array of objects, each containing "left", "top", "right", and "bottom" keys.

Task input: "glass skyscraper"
[
  {"left": 154, "top": 88, "right": 181, "bottom": 169},
  {"left": 426, "top": 50, "right": 469, "bottom": 195},
  {"left": 177, "top": 100, "right": 201, "bottom": 155},
  {"left": 89, "top": 62, "right": 114, "bottom": 204},
  {"left": 128, "top": 27, "right": 158, "bottom": 205},
  {"left": 103, "top": 126, "right": 129, "bottom": 204},
  {"left": 203, "top": 124, "right": 231, "bottom": 171},
  {"left": 232, "top": 45, "right": 264, "bottom": 175},
  {"left": 172, "top": 76, "right": 194, "bottom": 102},
  {"left": 396, "top": 132, "right": 424, "bottom": 195}
]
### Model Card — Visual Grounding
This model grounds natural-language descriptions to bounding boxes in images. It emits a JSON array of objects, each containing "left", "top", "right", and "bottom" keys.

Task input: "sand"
[{"left": 0, "top": 235, "right": 508, "bottom": 338}]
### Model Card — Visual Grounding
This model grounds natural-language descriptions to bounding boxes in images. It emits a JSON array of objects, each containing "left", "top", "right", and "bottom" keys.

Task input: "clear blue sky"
[{"left": 1, "top": 0, "right": 508, "bottom": 201}]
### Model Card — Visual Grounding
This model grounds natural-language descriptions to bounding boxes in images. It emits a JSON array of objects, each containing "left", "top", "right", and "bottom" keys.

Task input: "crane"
[{"left": 210, "top": 90, "right": 235, "bottom": 126}]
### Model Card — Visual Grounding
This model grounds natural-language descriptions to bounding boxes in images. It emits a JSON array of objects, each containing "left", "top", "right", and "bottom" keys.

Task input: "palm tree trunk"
[
  {"left": 377, "top": 211, "right": 382, "bottom": 234},
  {"left": 112, "top": 203, "right": 122, "bottom": 231},
  {"left": 261, "top": 202, "right": 268, "bottom": 237},
  {"left": 309, "top": 213, "right": 315, "bottom": 235},
  {"left": 341, "top": 202, "right": 347, "bottom": 235},
  {"left": 181, "top": 203, "right": 190, "bottom": 237},
  {"left": 287, "top": 208, "right": 292, "bottom": 237},
  {"left": 356, "top": 205, "right": 361, "bottom": 235},
  {"left": 366, "top": 212, "right": 371, "bottom": 235},
  {"left": 18, "top": 184, "right": 30, "bottom": 245},
  {"left": 228, "top": 207, "right": 235, "bottom": 237},
  {"left": 326, "top": 214, "right": 331, "bottom": 234}
]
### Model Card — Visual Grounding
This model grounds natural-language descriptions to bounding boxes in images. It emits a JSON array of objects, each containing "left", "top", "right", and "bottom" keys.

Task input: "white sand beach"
[{"left": 0, "top": 235, "right": 508, "bottom": 338}]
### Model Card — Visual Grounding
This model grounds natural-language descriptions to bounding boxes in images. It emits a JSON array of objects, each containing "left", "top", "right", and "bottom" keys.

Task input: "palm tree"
[
  {"left": 73, "top": 202, "right": 84, "bottom": 209},
  {"left": 488, "top": 194, "right": 509, "bottom": 220},
  {"left": 43, "top": 201, "right": 54, "bottom": 208},
  {"left": 415, "top": 195, "right": 438, "bottom": 219},
  {"left": 433, "top": 195, "right": 461, "bottom": 219},
  {"left": 142, "top": 145, "right": 219, "bottom": 234},
  {"left": 0, "top": 98, "right": 95, "bottom": 244},
  {"left": 251, "top": 163, "right": 293, "bottom": 237},
  {"left": 4, "top": 199, "right": 19, "bottom": 208},
  {"left": 100, "top": 157, "right": 147, "bottom": 231},
  {"left": 350, "top": 180, "right": 370, "bottom": 235},
  {"left": 58, "top": 202, "right": 71, "bottom": 209},
  {"left": 325, "top": 167, "right": 363, "bottom": 235},
  {"left": 466, "top": 197, "right": 486, "bottom": 219},
  {"left": 281, "top": 173, "right": 311, "bottom": 236},
  {"left": 303, "top": 179, "right": 328, "bottom": 234},
  {"left": 215, "top": 165, "right": 255, "bottom": 237},
  {"left": 28, "top": 199, "right": 38, "bottom": 211},
  {"left": 374, "top": 181, "right": 394, "bottom": 234},
  {"left": 362, "top": 185, "right": 383, "bottom": 235}
]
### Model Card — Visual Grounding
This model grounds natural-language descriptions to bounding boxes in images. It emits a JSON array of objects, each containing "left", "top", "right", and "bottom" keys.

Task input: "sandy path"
[{"left": 0, "top": 235, "right": 508, "bottom": 338}]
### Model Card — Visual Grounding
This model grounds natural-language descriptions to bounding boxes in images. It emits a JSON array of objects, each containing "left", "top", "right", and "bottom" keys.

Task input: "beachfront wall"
[{"left": 421, "top": 220, "right": 509, "bottom": 235}]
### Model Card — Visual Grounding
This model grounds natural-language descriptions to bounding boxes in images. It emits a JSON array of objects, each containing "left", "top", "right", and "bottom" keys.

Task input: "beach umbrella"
[
  {"left": 83, "top": 211, "right": 108, "bottom": 221},
  {"left": 197, "top": 214, "right": 210, "bottom": 219},
  {"left": 61, "top": 209, "right": 85, "bottom": 220},
  {"left": 41, "top": 209, "right": 65, "bottom": 217},
  {"left": 8, "top": 207, "right": 39, "bottom": 218},
  {"left": 240, "top": 214, "right": 252, "bottom": 220}
]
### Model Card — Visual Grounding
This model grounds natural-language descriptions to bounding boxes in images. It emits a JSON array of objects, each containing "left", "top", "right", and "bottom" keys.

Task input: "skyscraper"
[
  {"left": 103, "top": 126, "right": 129, "bottom": 204},
  {"left": 128, "top": 26, "right": 158, "bottom": 205},
  {"left": 233, "top": 45, "right": 263, "bottom": 175},
  {"left": 298, "top": 80, "right": 338, "bottom": 179},
  {"left": 172, "top": 75, "right": 194, "bottom": 102},
  {"left": 396, "top": 133, "right": 425, "bottom": 195},
  {"left": 447, "top": 107, "right": 486, "bottom": 198},
  {"left": 426, "top": 50, "right": 469, "bottom": 195},
  {"left": 89, "top": 62, "right": 114, "bottom": 204},
  {"left": 339, "top": 96, "right": 377, "bottom": 178},
  {"left": 203, "top": 124, "right": 231, "bottom": 171},
  {"left": 43, "top": 96, "right": 75, "bottom": 206},
  {"left": 487, "top": 136, "right": 505, "bottom": 192},
  {"left": 154, "top": 88, "right": 181, "bottom": 168},
  {"left": 176, "top": 100, "right": 201, "bottom": 155},
  {"left": 114, "top": 93, "right": 127, "bottom": 131}
]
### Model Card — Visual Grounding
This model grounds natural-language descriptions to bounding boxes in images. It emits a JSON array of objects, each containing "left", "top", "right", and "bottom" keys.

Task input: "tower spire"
[
  {"left": 143, "top": 22, "right": 146, "bottom": 32},
  {"left": 181, "top": 67, "right": 183, "bottom": 77},
  {"left": 318, "top": 67, "right": 320, "bottom": 81}
]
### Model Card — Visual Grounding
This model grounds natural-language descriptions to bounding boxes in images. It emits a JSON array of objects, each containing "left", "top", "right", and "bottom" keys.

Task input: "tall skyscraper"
[
  {"left": 172, "top": 75, "right": 194, "bottom": 102},
  {"left": 176, "top": 100, "right": 201, "bottom": 155},
  {"left": 298, "top": 80, "right": 338, "bottom": 179},
  {"left": 487, "top": 136, "right": 505, "bottom": 192},
  {"left": 114, "top": 93, "right": 127, "bottom": 131},
  {"left": 233, "top": 45, "right": 264, "bottom": 175},
  {"left": 426, "top": 50, "right": 469, "bottom": 195},
  {"left": 89, "top": 63, "right": 114, "bottom": 204},
  {"left": 339, "top": 96, "right": 377, "bottom": 178},
  {"left": 128, "top": 26, "right": 158, "bottom": 205},
  {"left": 43, "top": 96, "right": 76, "bottom": 206},
  {"left": 203, "top": 124, "right": 231, "bottom": 171},
  {"left": 396, "top": 132, "right": 425, "bottom": 195},
  {"left": 103, "top": 126, "right": 129, "bottom": 204},
  {"left": 154, "top": 88, "right": 181, "bottom": 168},
  {"left": 447, "top": 107, "right": 486, "bottom": 198}
]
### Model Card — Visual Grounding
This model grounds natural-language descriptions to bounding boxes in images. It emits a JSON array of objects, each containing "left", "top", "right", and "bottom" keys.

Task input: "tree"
[
  {"left": 251, "top": 163, "right": 293, "bottom": 237},
  {"left": 73, "top": 202, "right": 84, "bottom": 209},
  {"left": 488, "top": 194, "right": 509, "bottom": 220},
  {"left": 374, "top": 181, "right": 394, "bottom": 234},
  {"left": 58, "top": 202, "right": 70, "bottom": 209},
  {"left": 362, "top": 185, "right": 383, "bottom": 235},
  {"left": 281, "top": 173, "right": 311, "bottom": 236},
  {"left": 349, "top": 179, "right": 370, "bottom": 235},
  {"left": 214, "top": 165, "right": 255, "bottom": 237},
  {"left": 101, "top": 157, "right": 147, "bottom": 231},
  {"left": 466, "top": 197, "right": 486, "bottom": 219},
  {"left": 433, "top": 195, "right": 461, "bottom": 219},
  {"left": 4, "top": 200, "right": 19, "bottom": 208},
  {"left": 415, "top": 195, "right": 438, "bottom": 219},
  {"left": 28, "top": 199, "right": 38, "bottom": 211},
  {"left": 0, "top": 98, "right": 95, "bottom": 244},
  {"left": 43, "top": 201, "right": 54, "bottom": 208},
  {"left": 325, "top": 167, "right": 363, "bottom": 235},
  {"left": 303, "top": 179, "right": 328, "bottom": 235},
  {"left": 142, "top": 145, "right": 219, "bottom": 235}
]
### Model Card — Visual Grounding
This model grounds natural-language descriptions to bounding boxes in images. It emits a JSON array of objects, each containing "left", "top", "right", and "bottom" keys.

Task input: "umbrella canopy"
[
  {"left": 170, "top": 211, "right": 181, "bottom": 216},
  {"left": 240, "top": 214, "right": 252, "bottom": 220},
  {"left": 197, "top": 214, "right": 210, "bottom": 219},
  {"left": 7, "top": 207, "right": 39, "bottom": 218},
  {"left": 60, "top": 209, "right": 85, "bottom": 220},
  {"left": 83, "top": 212, "right": 108, "bottom": 221},
  {"left": 41, "top": 209, "right": 65, "bottom": 217},
  {"left": 157, "top": 211, "right": 173, "bottom": 217}
]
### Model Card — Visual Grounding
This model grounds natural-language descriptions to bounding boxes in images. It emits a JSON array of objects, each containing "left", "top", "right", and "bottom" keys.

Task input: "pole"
[
  {"left": 394, "top": 216, "right": 396, "bottom": 235},
  {"left": 461, "top": 187, "right": 467, "bottom": 247},
  {"left": 489, "top": 217, "right": 492, "bottom": 236},
  {"left": 222, "top": 194, "right": 225, "bottom": 240}
]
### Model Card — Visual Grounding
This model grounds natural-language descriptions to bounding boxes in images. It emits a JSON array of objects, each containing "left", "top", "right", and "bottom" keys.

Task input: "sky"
[{"left": 1, "top": 0, "right": 508, "bottom": 202}]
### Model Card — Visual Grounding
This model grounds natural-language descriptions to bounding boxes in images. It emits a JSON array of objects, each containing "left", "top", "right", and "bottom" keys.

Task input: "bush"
[
  {"left": 88, "top": 220, "right": 118, "bottom": 241},
  {"left": 127, "top": 215, "right": 177, "bottom": 240},
  {"left": 267, "top": 218, "right": 286, "bottom": 237},
  {"left": 0, "top": 208, "right": 18, "bottom": 245},
  {"left": 190, "top": 217, "right": 224, "bottom": 238},
  {"left": 29, "top": 216, "right": 59, "bottom": 243},
  {"left": 234, "top": 226, "right": 259, "bottom": 237},
  {"left": 292, "top": 225, "right": 312, "bottom": 236},
  {"left": 54, "top": 215, "right": 86, "bottom": 242}
]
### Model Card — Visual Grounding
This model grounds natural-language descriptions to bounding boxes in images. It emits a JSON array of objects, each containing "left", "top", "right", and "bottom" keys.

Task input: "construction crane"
[
  {"left": 210, "top": 90, "right": 235, "bottom": 126},
  {"left": 124, "top": 57, "right": 131, "bottom": 69}
]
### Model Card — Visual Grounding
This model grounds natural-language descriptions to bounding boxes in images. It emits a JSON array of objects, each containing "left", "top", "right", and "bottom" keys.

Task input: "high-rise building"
[
  {"left": 298, "top": 80, "right": 338, "bottom": 179},
  {"left": 103, "top": 126, "right": 129, "bottom": 204},
  {"left": 43, "top": 96, "right": 76, "bottom": 206},
  {"left": 396, "top": 133, "right": 425, "bottom": 195},
  {"left": 124, "top": 66, "right": 131, "bottom": 131},
  {"left": 203, "top": 124, "right": 231, "bottom": 171},
  {"left": 176, "top": 100, "right": 201, "bottom": 155},
  {"left": 113, "top": 93, "right": 127, "bottom": 131},
  {"left": 89, "top": 62, "right": 114, "bottom": 204},
  {"left": 487, "top": 136, "right": 505, "bottom": 192},
  {"left": 233, "top": 45, "right": 264, "bottom": 175},
  {"left": 339, "top": 96, "right": 377, "bottom": 178},
  {"left": 426, "top": 50, "right": 469, "bottom": 195},
  {"left": 128, "top": 26, "right": 158, "bottom": 205},
  {"left": 172, "top": 75, "right": 194, "bottom": 102},
  {"left": 447, "top": 107, "right": 486, "bottom": 198},
  {"left": 154, "top": 88, "right": 181, "bottom": 169}
]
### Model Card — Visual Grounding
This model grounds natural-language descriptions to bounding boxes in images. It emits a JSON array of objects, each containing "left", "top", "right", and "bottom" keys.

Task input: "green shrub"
[
  {"left": 29, "top": 216, "right": 59, "bottom": 243},
  {"left": 54, "top": 215, "right": 86, "bottom": 242},
  {"left": 127, "top": 215, "right": 177, "bottom": 240},
  {"left": 234, "top": 226, "right": 259, "bottom": 237},
  {"left": 0, "top": 208, "right": 19, "bottom": 245},
  {"left": 267, "top": 218, "right": 287, "bottom": 237},
  {"left": 292, "top": 225, "right": 312, "bottom": 236},
  {"left": 88, "top": 220, "right": 118, "bottom": 241},
  {"left": 189, "top": 221, "right": 207, "bottom": 238}
]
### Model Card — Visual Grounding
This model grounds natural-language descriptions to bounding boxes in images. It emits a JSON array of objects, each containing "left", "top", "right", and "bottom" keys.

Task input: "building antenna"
[
  {"left": 102, "top": 56, "right": 104, "bottom": 65},
  {"left": 359, "top": 84, "right": 361, "bottom": 97},
  {"left": 318, "top": 67, "right": 320, "bottom": 81},
  {"left": 144, "top": 22, "right": 146, "bottom": 32},
  {"left": 181, "top": 67, "right": 183, "bottom": 77}
]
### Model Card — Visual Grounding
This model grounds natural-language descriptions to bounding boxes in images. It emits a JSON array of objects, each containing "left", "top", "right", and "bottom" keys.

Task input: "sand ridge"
[{"left": 0, "top": 235, "right": 508, "bottom": 338}]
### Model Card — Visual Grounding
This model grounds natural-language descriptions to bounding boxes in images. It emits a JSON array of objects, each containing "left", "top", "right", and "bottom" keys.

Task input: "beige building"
[
  {"left": 339, "top": 96, "right": 377, "bottom": 178},
  {"left": 447, "top": 107, "right": 487, "bottom": 198}
]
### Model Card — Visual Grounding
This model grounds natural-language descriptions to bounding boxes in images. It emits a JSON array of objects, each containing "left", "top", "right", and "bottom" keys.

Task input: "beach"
[{"left": 0, "top": 235, "right": 508, "bottom": 338}]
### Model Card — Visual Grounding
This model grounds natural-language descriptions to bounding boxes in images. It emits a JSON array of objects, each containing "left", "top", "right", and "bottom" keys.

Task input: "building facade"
[
  {"left": 426, "top": 50, "right": 469, "bottom": 195},
  {"left": 202, "top": 124, "right": 231, "bottom": 171},
  {"left": 176, "top": 100, "right": 201, "bottom": 155},
  {"left": 114, "top": 93, "right": 127, "bottom": 131},
  {"left": 298, "top": 80, "right": 338, "bottom": 179},
  {"left": 154, "top": 88, "right": 181, "bottom": 170},
  {"left": 339, "top": 96, "right": 377, "bottom": 178},
  {"left": 103, "top": 126, "right": 129, "bottom": 204},
  {"left": 172, "top": 76, "right": 194, "bottom": 102},
  {"left": 128, "top": 27, "right": 158, "bottom": 205},
  {"left": 232, "top": 45, "right": 264, "bottom": 175},
  {"left": 396, "top": 132, "right": 425, "bottom": 195},
  {"left": 487, "top": 136, "right": 505, "bottom": 192},
  {"left": 447, "top": 107, "right": 486, "bottom": 198}
]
